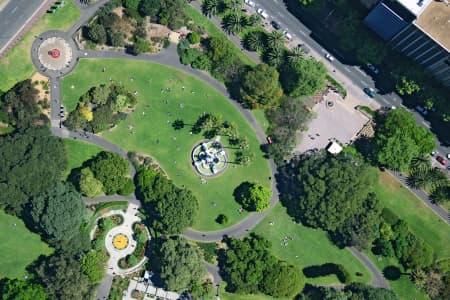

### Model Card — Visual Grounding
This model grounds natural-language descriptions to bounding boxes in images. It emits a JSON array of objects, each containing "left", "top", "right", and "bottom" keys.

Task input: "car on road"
[
  {"left": 415, "top": 105, "right": 428, "bottom": 116},
  {"left": 431, "top": 151, "right": 438, "bottom": 156},
  {"left": 257, "top": 8, "right": 269, "bottom": 19},
  {"left": 447, "top": 153, "right": 450, "bottom": 159},
  {"left": 436, "top": 155, "right": 447, "bottom": 166},
  {"left": 325, "top": 53, "right": 334, "bottom": 61},
  {"left": 271, "top": 21, "right": 281, "bottom": 30},
  {"left": 366, "top": 63, "right": 380, "bottom": 75},
  {"left": 363, "top": 87, "right": 376, "bottom": 98},
  {"left": 244, "top": 0, "right": 256, "bottom": 7},
  {"left": 283, "top": 30, "right": 292, "bottom": 40}
]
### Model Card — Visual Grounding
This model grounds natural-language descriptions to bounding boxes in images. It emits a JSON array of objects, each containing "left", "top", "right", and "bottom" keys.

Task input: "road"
[
  {"left": 247, "top": 0, "right": 449, "bottom": 157},
  {"left": 0, "top": 0, "right": 52, "bottom": 56},
  {"left": 348, "top": 247, "right": 389, "bottom": 289}
]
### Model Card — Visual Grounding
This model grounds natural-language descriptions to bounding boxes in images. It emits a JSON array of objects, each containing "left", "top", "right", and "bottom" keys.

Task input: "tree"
[
  {"left": 221, "top": 234, "right": 277, "bottom": 294},
  {"left": 430, "top": 185, "right": 450, "bottom": 204},
  {"left": 2, "top": 279, "right": 47, "bottom": 300},
  {"left": 239, "top": 64, "right": 283, "bottom": 108},
  {"left": 281, "top": 152, "right": 378, "bottom": 231},
  {"left": 87, "top": 23, "right": 107, "bottom": 44},
  {"left": 118, "top": 177, "right": 135, "bottom": 195},
  {"left": 396, "top": 77, "right": 420, "bottom": 95},
  {"left": 187, "top": 32, "right": 201, "bottom": 44},
  {"left": 266, "top": 30, "right": 286, "bottom": 49},
  {"left": 355, "top": 37, "right": 387, "bottom": 65},
  {"left": 159, "top": 0, "right": 187, "bottom": 30},
  {"left": 107, "top": 30, "right": 125, "bottom": 47},
  {"left": 0, "top": 127, "right": 67, "bottom": 214},
  {"left": 374, "top": 108, "right": 435, "bottom": 171},
  {"left": 156, "top": 237, "right": 205, "bottom": 291},
  {"left": 263, "top": 46, "right": 285, "bottom": 67},
  {"left": 409, "top": 155, "right": 432, "bottom": 174},
  {"left": 172, "top": 119, "right": 185, "bottom": 130},
  {"left": 202, "top": 0, "right": 221, "bottom": 17},
  {"left": 222, "top": 12, "right": 245, "bottom": 35},
  {"left": 89, "top": 84, "right": 110, "bottom": 105},
  {"left": 31, "top": 182, "right": 85, "bottom": 241},
  {"left": 243, "top": 30, "right": 266, "bottom": 52},
  {"left": 89, "top": 151, "right": 130, "bottom": 195},
  {"left": 216, "top": 213, "right": 228, "bottom": 224},
  {"left": 33, "top": 253, "right": 93, "bottom": 300},
  {"left": 262, "top": 263, "right": 305, "bottom": 298},
  {"left": 286, "top": 46, "right": 306, "bottom": 64},
  {"left": 234, "top": 182, "right": 271, "bottom": 212},
  {"left": 136, "top": 168, "right": 198, "bottom": 234},
  {"left": 79, "top": 104, "right": 93, "bottom": 121},
  {"left": 130, "top": 37, "right": 151, "bottom": 55},
  {"left": 138, "top": 0, "right": 161, "bottom": 17},
  {"left": 81, "top": 250, "right": 108, "bottom": 283},
  {"left": 280, "top": 58, "right": 327, "bottom": 97},
  {"left": 79, "top": 167, "right": 104, "bottom": 198}
]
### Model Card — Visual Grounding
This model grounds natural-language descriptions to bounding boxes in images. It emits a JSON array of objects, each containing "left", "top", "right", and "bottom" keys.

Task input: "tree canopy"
[
  {"left": 0, "top": 127, "right": 67, "bottom": 214},
  {"left": 1, "top": 279, "right": 47, "bottom": 300},
  {"left": 280, "top": 58, "right": 327, "bottom": 97},
  {"left": 155, "top": 237, "right": 205, "bottom": 292},
  {"left": 88, "top": 151, "right": 130, "bottom": 195},
  {"left": 262, "top": 263, "right": 305, "bottom": 298},
  {"left": 136, "top": 168, "right": 198, "bottom": 234},
  {"left": 81, "top": 250, "right": 108, "bottom": 284},
  {"left": 239, "top": 64, "right": 283, "bottom": 108},
  {"left": 374, "top": 108, "right": 435, "bottom": 171},
  {"left": 31, "top": 182, "right": 85, "bottom": 241},
  {"left": 234, "top": 182, "right": 272, "bottom": 212}
]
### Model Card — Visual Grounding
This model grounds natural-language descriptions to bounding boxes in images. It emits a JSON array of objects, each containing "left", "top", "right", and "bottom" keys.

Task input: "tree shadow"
[{"left": 383, "top": 266, "right": 402, "bottom": 281}]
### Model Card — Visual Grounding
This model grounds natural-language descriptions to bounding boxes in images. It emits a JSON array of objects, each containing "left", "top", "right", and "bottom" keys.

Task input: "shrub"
[
  {"left": 127, "top": 254, "right": 138, "bottom": 266},
  {"left": 187, "top": 32, "right": 201, "bottom": 44},
  {"left": 216, "top": 214, "right": 228, "bottom": 224},
  {"left": 118, "top": 178, "right": 135, "bottom": 195}
]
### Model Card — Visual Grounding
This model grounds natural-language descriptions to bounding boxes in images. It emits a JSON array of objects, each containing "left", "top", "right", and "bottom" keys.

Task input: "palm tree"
[
  {"left": 286, "top": 46, "right": 305, "bottom": 64},
  {"left": 409, "top": 155, "right": 431, "bottom": 174},
  {"left": 227, "top": 0, "right": 244, "bottom": 11},
  {"left": 202, "top": 0, "right": 220, "bottom": 17},
  {"left": 266, "top": 30, "right": 286, "bottom": 49},
  {"left": 407, "top": 171, "right": 431, "bottom": 190},
  {"left": 264, "top": 46, "right": 284, "bottom": 67},
  {"left": 222, "top": 13, "right": 243, "bottom": 35},
  {"left": 172, "top": 119, "right": 185, "bottom": 130},
  {"left": 243, "top": 31, "right": 265, "bottom": 52},
  {"left": 429, "top": 168, "right": 448, "bottom": 190}
]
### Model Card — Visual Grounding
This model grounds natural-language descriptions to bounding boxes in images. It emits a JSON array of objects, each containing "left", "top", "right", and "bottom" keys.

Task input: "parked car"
[
  {"left": 283, "top": 30, "right": 292, "bottom": 40},
  {"left": 431, "top": 151, "right": 438, "bottom": 156},
  {"left": 257, "top": 8, "right": 268, "bottom": 19},
  {"left": 447, "top": 153, "right": 450, "bottom": 159},
  {"left": 436, "top": 155, "right": 447, "bottom": 166},
  {"left": 244, "top": 0, "right": 256, "bottom": 7},
  {"left": 366, "top": 63, "right": 380, "bottom": 75},
  {"left": 416, "top": 105, "right": 428, "bottom": 116},
  {"left": 325, "top": 53, "right": 334, "bottom": 61},
  {"left": 363, "top": 87, "right": 376, "bottom": 98},
  {"left": 271, "top": 21, "right": 281, "bottom": 30}
]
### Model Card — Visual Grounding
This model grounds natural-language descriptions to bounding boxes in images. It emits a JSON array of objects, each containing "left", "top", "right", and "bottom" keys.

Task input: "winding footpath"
[{"left": 30, "top": 1, "right": 389, "bottom": 295}]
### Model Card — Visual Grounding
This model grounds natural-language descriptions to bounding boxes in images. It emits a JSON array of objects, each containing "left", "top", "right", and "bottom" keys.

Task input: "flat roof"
[
  {"left": 396, "top": 0, "right": 433, "bottom": 16},
  {"left": 415, "top": 1, "right": 450, "bottom": 51}
]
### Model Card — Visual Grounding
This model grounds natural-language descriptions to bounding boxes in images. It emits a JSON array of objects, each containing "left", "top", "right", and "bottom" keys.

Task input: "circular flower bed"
[{"left": 113, "top": 234, "right": 129, "bottom": 250}]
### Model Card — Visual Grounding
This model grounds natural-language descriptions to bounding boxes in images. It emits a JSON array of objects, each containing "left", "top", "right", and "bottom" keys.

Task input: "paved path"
[{"left": 348, "top": 247, "right": 389, "bottom": 289}]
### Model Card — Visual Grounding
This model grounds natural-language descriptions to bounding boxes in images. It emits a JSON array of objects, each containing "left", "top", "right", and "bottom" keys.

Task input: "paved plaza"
[
  {"left": 295, "top": 91, "right": 373, "bottom": 153},
  {"left": 38, "top": 36, "right": 72, "bottom": 70}
]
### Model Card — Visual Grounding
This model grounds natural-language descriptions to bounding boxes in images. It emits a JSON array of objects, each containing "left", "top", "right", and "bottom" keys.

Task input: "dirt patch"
[
  {"left": 112, "top": 6, "right": 124, "bottom": 18},
  {"left": 31, "top": 72, "right": 51, "bottom": 117},
  {"left": 379, "top": 172, "right": 403, "bottom": 192}
]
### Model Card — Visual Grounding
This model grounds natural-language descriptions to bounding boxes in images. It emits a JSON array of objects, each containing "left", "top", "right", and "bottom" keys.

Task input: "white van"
[{"left": 257, "top": 8, "right": 269, "bottom": 19}]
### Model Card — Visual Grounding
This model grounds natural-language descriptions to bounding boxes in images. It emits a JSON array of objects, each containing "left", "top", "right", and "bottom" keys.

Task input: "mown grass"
[
  {"left": 63, "top": 139, "right": 103, "bottom": 179},
  {"left": 61, "top": 58, "right": 271, "bottom": 231},
  {"left": 0, "top": 210, "right": 53, "bottom": 279},
  {"left": 0, "top": 2, "right": 80, "bottom": 92}
]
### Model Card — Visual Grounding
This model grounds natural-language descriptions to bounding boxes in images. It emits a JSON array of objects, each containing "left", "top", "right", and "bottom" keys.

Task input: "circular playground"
[{"left": 192, "top": 140, "right": 228, "bottom": 177}]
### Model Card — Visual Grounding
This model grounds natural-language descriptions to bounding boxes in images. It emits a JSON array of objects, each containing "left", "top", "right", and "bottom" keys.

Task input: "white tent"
[{"left": 326, "top": 141, "right": 343, "bottom": 154}]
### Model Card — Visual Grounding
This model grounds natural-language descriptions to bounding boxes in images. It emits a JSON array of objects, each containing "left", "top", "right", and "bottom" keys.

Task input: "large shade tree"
[
  {"left": 31, "top": 182, "right": 85, "bottom": 241},
  {"left": 280, "top": 58, "right": 327, "bottom": 97},
  {"left": 88, "top": 151, "right": 130, "bottom": 195},
  {"left": 1, "top": 279, "right": 47, "bottom": 300}
]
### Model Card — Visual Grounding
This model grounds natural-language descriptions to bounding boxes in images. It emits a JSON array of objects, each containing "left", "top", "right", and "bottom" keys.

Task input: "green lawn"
[
  {"left": 0, "top": 210, "right": 52, "bottom": 279},
  {"left": 252, "top": 109, "right": 269, "bottom": 133},
  {"left": 365, "top": 251, "right": 429, "bottom": 300},
  {"left": 253, "top": 204, "right": 371, "bottom": 286},
  {"left": 374, "top": 171, "right": 450, "bottom": 259},
  {"left": 61, "top": 58, "right": 271, "bottom": 230},
  {"left": 63, "top": 139, "right": 104, "bottom": 178},
  {"left": 185, "top": 5, "right": 255, "bottom": 67},
  {"left": 0, "top": 2, "right": 80, "bottom": 92}
]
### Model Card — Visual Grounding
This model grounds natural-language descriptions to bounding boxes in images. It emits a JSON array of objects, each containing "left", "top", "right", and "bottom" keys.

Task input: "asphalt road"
[
  {"left": 0, "top": 0, "right": 50, "bottom": 56},
  {"left": 249, "top": 0, "right": 449, "bottom": 157},
  {"left": 348, "top": 247, "right": 389, "bottom": 289}
]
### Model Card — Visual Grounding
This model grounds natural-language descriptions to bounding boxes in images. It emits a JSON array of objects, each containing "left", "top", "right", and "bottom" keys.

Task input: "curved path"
[{"left": 29, "top": 1, "right": 388, "bottom": 293}]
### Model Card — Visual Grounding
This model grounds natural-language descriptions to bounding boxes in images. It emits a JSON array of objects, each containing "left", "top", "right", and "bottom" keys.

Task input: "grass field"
[
  {"left": 365, "top": 251, "right": 429, "bottom": 300},
  {"left": 253, "top": 204, "right": 371, "bottom": 286},
  {"left": 374, "top": 171, "right": 450, "bottom": 259},
  {"left": 61, "top": 58, "right": 271, "bottom": 230},
  {"left": 252, "top": 109, "right": 269, "bottom": 133},
  {"left": 0, "top": 210, "right": 52, "bottom": 279},
  {"left": 63, "top": 139, "right": 104, "bottom": 179},
  {"left": 0, "top": 2, "right": 80, "bottom": 92}
]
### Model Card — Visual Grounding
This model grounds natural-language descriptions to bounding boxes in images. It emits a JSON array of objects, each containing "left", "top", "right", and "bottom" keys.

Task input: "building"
[{"left": 364, "top": 0, "right": 450, "bottom": 87}]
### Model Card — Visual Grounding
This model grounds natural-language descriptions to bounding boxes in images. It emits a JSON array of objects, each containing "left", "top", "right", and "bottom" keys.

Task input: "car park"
[
  {"left": 366, "top": 63, "right": 380, "bottom": 75},
  {"left": 325, "top": 53, "right": 334, "bottom": 61},
  {"left": 363, "top": 87, "right": 376, "bottom": 98},
  {"left": 244, "top": 0, "right": 256, "bottom": 7},
  {"left": 257, "top": 8, "right": 269, "bottom": 19},
  {"left": 436, "top": 155, "right": 447, "bottom": 166},
  {"left": 271, "top": 21, "right": 281, "bottom": 30}
]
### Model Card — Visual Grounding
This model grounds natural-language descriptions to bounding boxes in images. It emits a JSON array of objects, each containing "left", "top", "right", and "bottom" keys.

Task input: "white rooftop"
[
  {"left": 396, "top": 0, "right": 433, "bottom": 16},
  {"left": 327, "top": 142, "right": 343, "bottom": 154}
]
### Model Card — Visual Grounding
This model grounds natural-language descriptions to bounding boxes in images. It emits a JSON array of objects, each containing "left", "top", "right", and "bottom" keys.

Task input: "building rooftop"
[
  {"left": 415, "top": 1, "right": 450, "bottom": 50},
  {"left": 396, "top": 0, "right": 433, "bottom": 16}
]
